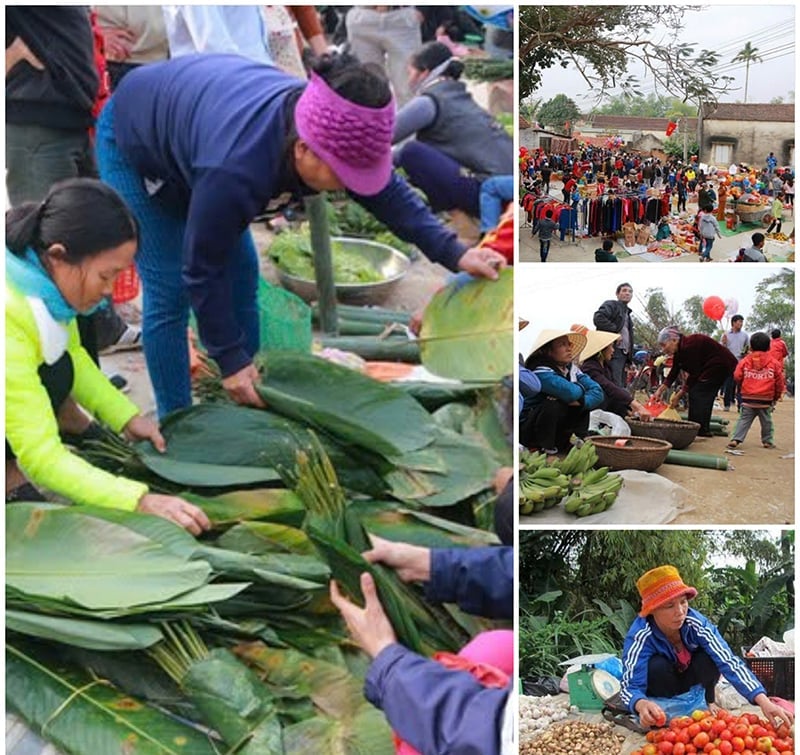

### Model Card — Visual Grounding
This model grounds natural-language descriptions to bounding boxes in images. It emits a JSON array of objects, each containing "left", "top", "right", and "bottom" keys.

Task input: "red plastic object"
[{"left": 112, "top": 265, "right": 140, "bottom": 304}]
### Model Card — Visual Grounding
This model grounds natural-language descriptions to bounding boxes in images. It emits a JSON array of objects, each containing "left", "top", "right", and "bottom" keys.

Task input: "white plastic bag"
[{"left": 588, "top": 409, "right": 631, "bottom": 437}]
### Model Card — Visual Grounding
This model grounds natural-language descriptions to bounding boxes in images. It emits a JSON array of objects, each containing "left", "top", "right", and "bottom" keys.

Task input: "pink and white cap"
[{"left": 295, "top": 73, "right": 395, "bottom": 196}]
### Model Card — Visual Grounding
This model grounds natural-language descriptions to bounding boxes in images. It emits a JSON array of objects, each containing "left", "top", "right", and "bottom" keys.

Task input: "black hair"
[
  {"left": 702, "top": 204, "right": 713, "bottom": 212},
  {"left": 409, "top": 41, "right": 464, "bottom": 80},
  {"left": 771, "top": 328, "right": 781, "bottom": 338},
  {"left": 602, "top": 239, "right": 613, "bottom": 251},
  {"left": 616, "top": 282, "right": 632, "bottom": 294},
  {"left": 749, "top": 332, "right": 770, "bottom": 352},
  {"left": 6, "top": 178, "right": 137, "bottom": 263},
  {"left": 544, "top": 209, "right": 553, "bottom": 218},
  {"left": 312, "top": 50, "right": 392, "bottom": 108},
  {"left": 752, "top": 232, "right": 765, "bottom": 246},
  {"left": 731, "top": 314, "right": 744, "bottom": 323}
]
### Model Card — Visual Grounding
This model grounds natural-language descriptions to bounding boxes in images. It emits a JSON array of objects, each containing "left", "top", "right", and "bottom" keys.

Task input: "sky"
[
  {"left": 517, "top": 265, "right": 791, "bottom": 355},
  {"left": 526, "top": 5, "right": 796, "bottom": 108}
]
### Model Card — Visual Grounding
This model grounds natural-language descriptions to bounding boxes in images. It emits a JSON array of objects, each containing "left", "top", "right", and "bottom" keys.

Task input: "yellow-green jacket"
[{"left": 6, "top": 283, "right": 147, "bottom": 509}]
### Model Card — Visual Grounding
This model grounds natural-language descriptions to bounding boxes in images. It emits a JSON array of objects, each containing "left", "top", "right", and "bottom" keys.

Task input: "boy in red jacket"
[{"left": 727, "top": 332, "right": 785, "bottom": 449}]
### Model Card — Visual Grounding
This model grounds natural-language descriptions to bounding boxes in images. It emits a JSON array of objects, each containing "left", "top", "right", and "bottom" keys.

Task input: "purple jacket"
[{"left": 364, "top": 547, "right": 512, "bottom": 755}]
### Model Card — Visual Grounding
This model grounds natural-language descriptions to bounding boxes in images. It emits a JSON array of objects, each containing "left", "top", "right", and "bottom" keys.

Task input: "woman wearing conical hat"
[
  {"left": 519, "top": 329, "right": 604, "bottom": 455},
  {"left": 571, "top": 325, "right": 653, "bottom": 422}
]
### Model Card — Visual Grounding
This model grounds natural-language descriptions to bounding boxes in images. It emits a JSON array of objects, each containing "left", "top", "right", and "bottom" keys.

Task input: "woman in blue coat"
[
  {"left": 519, "top": 328, "right": 604, "bottom": 454},
  {"left": 95, "top": 52, "right": 506, "bottom": 418}
]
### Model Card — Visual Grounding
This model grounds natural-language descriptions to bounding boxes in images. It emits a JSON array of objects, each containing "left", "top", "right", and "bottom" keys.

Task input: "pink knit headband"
[{"left": 295, "top": 73, "right": 395, "bottom": 196}]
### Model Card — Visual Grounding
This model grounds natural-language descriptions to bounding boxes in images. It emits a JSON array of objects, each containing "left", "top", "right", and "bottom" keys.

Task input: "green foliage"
[
  {"left": 537, "top": 94, "right": 580, "bottom": 132},
  {"left": 519, "top": 6, "right": 734, "bottom": 103},
  {"left": 596, "top": 93, "right": 697, "bottom": 119},
  {"left": 682, "top": 295, "right": 719, "bottom": 337},
  {"left": 517, "top": 531, "right": 793, "bottom": 680},
  {"left": 663, "top": 134, "right": 700, "bottom": 160},
  {"left": 747, "top": 268, "right": 794, "bottom": 379}
]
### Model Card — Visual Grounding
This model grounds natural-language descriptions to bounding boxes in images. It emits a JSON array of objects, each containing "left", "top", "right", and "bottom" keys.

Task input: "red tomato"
[
  {"left": 709, "top": 749, "right": 722, "bottom": 755},
  {"left": 643, "top": 744, "right": 659, "bottom": 755},
  {"left": 676, "top": 729, "right": 692, "bottom": 745},
  {"left": 745, "top": 736, "right": 757, "bottom": 750},
  {"left": 663, "top": 731, "right": 677, "bottom": 744},
  {"left": 752, "top": 727, "right": 770, "bottom": 739},
  {"left": 659, "top": 742, "right": 675, "bottom": 754},
  {"left": 673, "top": 744, "right": 686, "bottom": 755},
  {"left": 730, "top": 738, "right": 745, "bottom": 753},
  {"left": 747, "top": 715, "right": 760, "bottom": 725},
  {"left": 720, "top": 730, "right": 733, "bottom": 742},
  {"left": 718, "top": 742, "right": 733, "bottom": 755},
  {"left": 754, "top": 738, "right": 773, "bottom": 753},
  {"left": 688, "top": 724, "right": 703, "bottom": 738},
  {"left": 694, "top": 733, "right": 711, "bottom": 748},
  {"left": 713, "top": 720, "right": 729, "bottom": 736}
]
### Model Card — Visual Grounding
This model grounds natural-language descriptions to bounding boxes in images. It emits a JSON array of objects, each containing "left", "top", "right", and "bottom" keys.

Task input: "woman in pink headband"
[{"left": 95, "top": 51, "right": 507, "bottom": 417}]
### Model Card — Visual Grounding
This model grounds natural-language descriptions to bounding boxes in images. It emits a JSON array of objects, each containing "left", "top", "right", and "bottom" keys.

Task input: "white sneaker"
[{"left": 100, "top": 325, "right": 142, "bottom": 355}]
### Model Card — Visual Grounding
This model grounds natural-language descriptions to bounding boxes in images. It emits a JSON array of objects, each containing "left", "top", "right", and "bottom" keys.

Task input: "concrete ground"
[{"left": 519, "top": 186, "right": 795, "bottom": 264}]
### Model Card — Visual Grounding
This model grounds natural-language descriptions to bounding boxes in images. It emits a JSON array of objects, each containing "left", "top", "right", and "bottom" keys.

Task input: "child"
[
  {"left": 766, "top": 193, "right": 784, "bottom": 235},
  {"left": 534, "top": 208, "right": 558, "bottom": 262},
  {"left": 594, "top": 238, "right": 618, "bottom": 262},
  {"left": 696, "top": 205, "right": 721, "bottom": 262},
  {"left": 655, "top": 217, "right": 671, "bottom": 241},
  {"left": 519, "top": 329, "right": 604, "bottom": 454},
  {"left": 727, "top": 332, "right": 785, "bottom": 449}
]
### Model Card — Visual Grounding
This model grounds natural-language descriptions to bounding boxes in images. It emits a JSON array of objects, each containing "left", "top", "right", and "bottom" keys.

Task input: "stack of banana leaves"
[{"left": 7, "top": 349, "right": 511, "bottom": 753}]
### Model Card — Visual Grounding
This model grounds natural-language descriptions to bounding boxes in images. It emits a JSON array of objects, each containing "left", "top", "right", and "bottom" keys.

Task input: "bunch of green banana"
[
  {"left": 519, "top": 466, "right": 571, "bottom": 515},
  {"left": 562, "top": 467, "right": 624, "bottom": 517},
  {"left": 553, "top": 441, "right": 599, "bottom": 477},
  {"left": 520, "top": 449, "right": 548, "bottom": 472}
]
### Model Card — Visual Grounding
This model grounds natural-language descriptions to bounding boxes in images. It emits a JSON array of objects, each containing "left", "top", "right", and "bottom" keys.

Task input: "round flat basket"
[
  {"left": 626, "top": 418, "right": 700, "bottom": 450},
  {"left": 588, "top": 435, "right": 672, "bottom": 472}
]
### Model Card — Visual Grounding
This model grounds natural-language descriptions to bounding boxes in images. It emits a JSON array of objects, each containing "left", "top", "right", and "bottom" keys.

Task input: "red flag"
[{"left": 665, "top": 121, "right": 678, "bottom": 137}]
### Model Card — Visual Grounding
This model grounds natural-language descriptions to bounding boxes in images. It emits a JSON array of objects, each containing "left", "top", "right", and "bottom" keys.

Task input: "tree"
[
  {"left": 596, "top": 93, "right": 697, "bottom": 119},
  {"left": 731, "top": 42, "right": 763, "bottom": 104},
  {"left": 519, "top": 96, "right": 542, "bottom": 127},
  {"left": 632, "top": 288, "right": 686, "bottom": 349},
  {"left": 519, "top": 6, "right": 734, "bottom": 104},
  {"left": 683, "top": 294, "right": 720, "bottom": 337},
  {"left": 663, "top": 134, "right": 700, "bottom": 160},
  {"left": 537, "top": 94, "right": 580, "bottom": 132},
  {"left": 748, "top": 268, "right": 794, "bottom": 378}
]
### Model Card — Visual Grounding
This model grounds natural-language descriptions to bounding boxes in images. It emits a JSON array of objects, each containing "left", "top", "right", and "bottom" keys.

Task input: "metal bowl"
[{"left": 278, "top": 236, "right": 410, "bottom": 305}]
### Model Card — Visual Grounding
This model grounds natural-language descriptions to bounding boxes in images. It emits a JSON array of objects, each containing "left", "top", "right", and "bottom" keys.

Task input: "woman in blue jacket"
[
  {"left": 519, "top": 328, "right": 604, "bottom": 454},
  {"left": 330, "top": 536, "right": 514, "bottom": 755},
  {"left": 95, "top": 52, "right": 506, "bottom": 418},
  {"left": 619, "top": 565, "right": 792, "bottom": 730}
]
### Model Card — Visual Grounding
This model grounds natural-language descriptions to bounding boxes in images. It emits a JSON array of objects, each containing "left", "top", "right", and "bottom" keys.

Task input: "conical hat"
[
  {"left": 527, "top": 329, "right": 587, "bottom": 360},
  {"left": 570, "top": 324, "right": 620, "bottom": 362},
  {"left": 518, "top": 318, "right": 530, "bottom": 331}
]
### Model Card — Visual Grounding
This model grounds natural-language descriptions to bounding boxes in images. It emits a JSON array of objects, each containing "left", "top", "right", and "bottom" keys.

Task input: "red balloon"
[{"left": 702, "top": 295, "right": 725, "bottom": 321}]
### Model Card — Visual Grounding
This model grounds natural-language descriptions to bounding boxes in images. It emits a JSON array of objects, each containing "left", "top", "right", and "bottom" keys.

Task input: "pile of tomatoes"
[{"left": 630, "top": 709, "right": 793, "bottom": 755}]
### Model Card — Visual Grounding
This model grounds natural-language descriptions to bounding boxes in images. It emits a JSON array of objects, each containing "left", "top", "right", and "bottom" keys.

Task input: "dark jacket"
[
  {"left": 111, "top": 54, "right": 467, "bottom": 377},
  {"left": 664, "top": 334, "right": 738, "bottom": 389},
  {"left": 6, "top": 7, "right": 98, "bottom": 130},
  {"left": 365, "top": 547, "right": 512, "bottom": 755},
  {"left": 594, "top": 248, "right": 618, "bottom": 262},
  {"left": 580, "top": 356, "right": 633, "bottom": 415},
  {"left": 593, "top": 298, "right": 634, "bottom": 360}
]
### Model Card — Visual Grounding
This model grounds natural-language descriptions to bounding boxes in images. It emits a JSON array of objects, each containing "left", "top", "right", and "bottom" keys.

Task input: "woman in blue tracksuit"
[
  {"left": 95, "top": 52, "right": 505, "bottom": 418},
  {"left": 330, "top": 538, "right": 514, "bottom": 755},
  {"left": 519, "top": 328, "right": 604, "bottom": 454},
  {"left": 620, "top": 565, "right": 792, "bottom": 730}
]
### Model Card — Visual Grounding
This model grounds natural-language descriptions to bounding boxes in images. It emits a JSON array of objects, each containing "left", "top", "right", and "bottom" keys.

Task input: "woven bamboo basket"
[
  {"left": 588, "top": 435, "right": 672, "bottom": 472},
  {"left": 625, "top": 419, "right": 700, "bottom": 450}
]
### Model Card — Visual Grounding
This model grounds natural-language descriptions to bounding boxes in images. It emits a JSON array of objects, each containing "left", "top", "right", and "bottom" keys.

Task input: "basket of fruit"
[{"left": 588, "top": 435, "right": 672, "bottom": 472}]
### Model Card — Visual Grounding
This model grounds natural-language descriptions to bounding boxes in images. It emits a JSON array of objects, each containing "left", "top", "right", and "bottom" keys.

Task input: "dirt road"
[{"left": 658, "top": 397, "right": 794, "bottom": 525}]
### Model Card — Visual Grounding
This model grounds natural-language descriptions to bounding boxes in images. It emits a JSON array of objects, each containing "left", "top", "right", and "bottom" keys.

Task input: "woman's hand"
[
  {"left": 362, "top": 535, "right": 431, "bottom": 583},
  {"left": 754, "top": 692, "right": 794, "bottom": 728},
  {"left": 631, "top": 401, "right": 653, "bottom": 421},
  {"left": 123, "top": 414, "right": 166, "bottom": 452},
  {"left": 669, "top": 391, "right": 682, "bottom": 409},
  {"left": 652, "top": 385, "right": 665, "bottom": 401},
  {"left": 457, "top": 247, "right": 507, "bottom": 280},
  {"left": 329, "top": 573, "right": 397, "bottom": 658},
  {"left": 634, "top": 698, "right": 666, "bottom": 728},
  {"left": 222, "top": 363, "right": 266, "bottom": 409},
  {"left": 100, "top": 26, "right": 135, "bottom": 61},
  {"left": 136, "top": 493, "right": 211, "bottom": 536}
]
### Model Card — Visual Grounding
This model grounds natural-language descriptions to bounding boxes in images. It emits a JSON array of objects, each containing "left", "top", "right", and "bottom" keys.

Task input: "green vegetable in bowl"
[{"left": 268, "top": 230, "right": 383, "bottom": 284}]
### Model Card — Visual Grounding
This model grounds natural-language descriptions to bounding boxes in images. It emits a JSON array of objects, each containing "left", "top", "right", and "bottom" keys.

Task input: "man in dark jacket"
[{"left": 593, "top": 282, "right": 635, "bottom": 387}]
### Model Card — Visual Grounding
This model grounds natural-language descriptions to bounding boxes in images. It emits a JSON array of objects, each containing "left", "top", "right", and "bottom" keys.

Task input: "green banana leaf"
[
  {"left": 354, "top": 501, "right": 500, "bottom": 549},
  {"left": 391, "top": 380, "right": 493, "bottom": 411},
  {"left": 419, "top": 267, "right": 514, "bottom": 381},
  {"left": 7, "top": 642, "right": 220, "bottom": 755},
  {"left": 7, "top": 505, "right": 211, "bottom": 610},
  {"left": 235, "top": 643, "right": 364, "bottom": 719},
  {"left": 282, "top": 703, "right": 394, "bottom": 755},
  {"left": 218, "top": 521, "right": 317, "bottom": 556},
  {"left": 386, "top": 429, "right": 497, "bottom": 507},
  {"left": 256, "top": 351, "right": 437, "bottom": 458},
  {"left": 182, "top": 647, "right": 283, "bottom": 752},
  {"left": 183, "top": 489, "right": 306, "bottom": 527},
  {"left": 7, "top": 610, "right": 162, "bottom": 650},
  {"left": 141, "top": 404, "right": 387, "bottom": 496}
]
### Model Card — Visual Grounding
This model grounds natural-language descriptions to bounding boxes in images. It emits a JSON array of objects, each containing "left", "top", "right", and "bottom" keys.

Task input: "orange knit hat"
[{"left": 637, "top": 565, "right": 698, "bottom": 617}]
